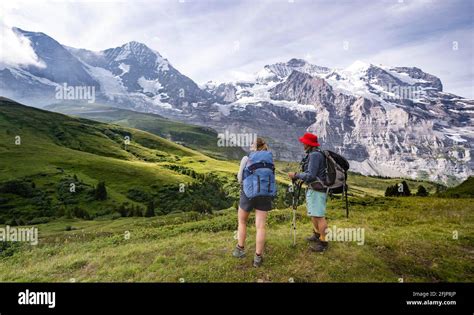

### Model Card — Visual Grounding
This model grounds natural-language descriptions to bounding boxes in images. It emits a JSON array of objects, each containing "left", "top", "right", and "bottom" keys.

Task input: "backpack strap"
[
  {"left": 243, "top": 153, "right": 251, "bottom": 169},
  {"left": 248, "top": 162, "right": 275, "bottom": 173}
]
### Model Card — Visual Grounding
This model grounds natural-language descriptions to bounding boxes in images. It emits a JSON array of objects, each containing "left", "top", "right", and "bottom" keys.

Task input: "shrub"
[
  {"left": 0, "top": 180, "right": 35, "bottom": 198},
  {"left": 385, "top": 181, "right": 411, "bottom": 197},
  {"left": 416, "top": 185, "right": 429, "bottom": 197},
  {"left": 191, "top": 199, "right": 212, "bottom": 214},
  {"left": 111, "top": 212, "right": 122, "bottom": 220},
  {"left": 72, "top": 207, "right": 90, "bottom": 219},
  {"left": 126, "top": 188, "right": 151, "bottom": 203},
  {"left": 94, "top": 181, "right": 107, "bottom": 201},
  {"left": 145, "top": 201, "right": 156, "bottom": 217},
  {"left": 0, "top": 242, "right": 22, "bottom": 258}
]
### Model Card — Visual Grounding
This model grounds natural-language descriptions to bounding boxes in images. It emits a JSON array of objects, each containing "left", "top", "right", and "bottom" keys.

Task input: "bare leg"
[
  {"left": 255, "top": 210, "right": 268, "bottom": 255},
  {"left": 311, "top": 217, "right": 320, "bottom": 234},
  {"left": 315, "top": 217, "right": 328, "bottom": 241},
  {"left": 237, "top": 208, "right": 250, "bottom": 248}
]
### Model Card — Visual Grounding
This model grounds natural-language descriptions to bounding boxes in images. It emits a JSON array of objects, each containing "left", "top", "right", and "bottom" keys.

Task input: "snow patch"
[
  {"left": 385, "top": 68, "right": 428, "bottom": 85},
  {"left": 7, "top": 67, "right": 59, "bottom": 87},
  {"left": 86, "top": 65, "right": 127, "bottom": 99},
  {"left": 137, "top": 76, "right": 162, "bottom": 94},
  {"left": 118, "top": 63, "right": 130, "bottom": 76},
  {"left": 446, "top": 134, "right": 467, "bottom": 142},
  {"left": 214, "top": 103, "right": 232, "bottom": 116}
]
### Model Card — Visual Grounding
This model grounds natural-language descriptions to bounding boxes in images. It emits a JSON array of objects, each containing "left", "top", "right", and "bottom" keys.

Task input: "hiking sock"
[{"left": 237, "top": 244, "right": 244, "bottom": 250}]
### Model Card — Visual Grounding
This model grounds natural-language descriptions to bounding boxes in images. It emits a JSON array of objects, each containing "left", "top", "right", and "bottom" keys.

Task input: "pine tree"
[
  {"left": 117, "top": 203, "right": 127, "bottom": 217},
  {"left": 401, "top": 181, "right": 411, "bottom": 196},
  {"left": 145, "top": 201, "right": 155, "bottom": 217},
  {"left": 416, "top": 185, "right": 429, "bottom": 197},
  {"left": 385, "top": 184, "right": 398, "bottom": 197},
  {"left": 94, "top": 181, "right": 107, "bottom": 200}
]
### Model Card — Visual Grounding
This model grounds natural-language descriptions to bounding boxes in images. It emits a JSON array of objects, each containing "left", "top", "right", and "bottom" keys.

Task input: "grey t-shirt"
[{"left": 237, "top": 156, "right": 249, "bottom": 184}]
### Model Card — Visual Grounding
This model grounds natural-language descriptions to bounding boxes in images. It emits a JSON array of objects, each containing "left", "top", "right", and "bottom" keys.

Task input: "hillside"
[
  {"left": 0, "top": 98, "right": 472, "bottom": 282},
  {"left": 0, "top": 97, "right": 239, "bottom": 224},
  {"left": 437, "top": 176, "right": 474, "bottom": 198},
  {"left": 46, "top": 103, "right": 246, "bottom": 160},
  {"left": 0, "top": 98, "right": 450, "bottom": 224},
  {"left": 0, "top": 196, "right": 472, "bottom": 282}
]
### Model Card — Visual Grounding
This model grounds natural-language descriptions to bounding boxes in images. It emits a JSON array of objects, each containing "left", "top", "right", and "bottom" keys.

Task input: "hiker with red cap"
[{"left": 288, "top": 132, "right": 329, "bottom": 252}]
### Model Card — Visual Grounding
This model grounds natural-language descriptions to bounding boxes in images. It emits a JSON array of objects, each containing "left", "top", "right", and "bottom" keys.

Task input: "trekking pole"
[
  {"left": 344, "top": 184, "right": 349, "bottom": 218},
  {"left": 291, "top": 179, "right": 297, "bottom": 247},
  {"left": 291, "top": 178, "right": 303, "bottom": 247}
]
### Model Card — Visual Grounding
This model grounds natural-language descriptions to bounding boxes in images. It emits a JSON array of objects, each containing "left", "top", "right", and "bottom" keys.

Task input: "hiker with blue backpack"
[
  {"left": 233, "top": 137, "right": 276, "bottom": 267},
  {"left": 288, "top": 133, "right": 330, "bottom": 252}
]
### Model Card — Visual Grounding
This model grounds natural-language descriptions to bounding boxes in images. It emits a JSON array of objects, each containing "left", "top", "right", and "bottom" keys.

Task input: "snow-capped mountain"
[
  {"left": 205, "top": 59, "right": 473, "bottom": 183},
  {"left": 1, "top": 28, "right": 472, "bottom": 183},
  {"left": 66, "top": 41, "right": 213, "bottom": 110},
  {"left": 1, "top": 27, "right": 213, "bottom": 111},
  {"left": 255, "top": 58, "right": 331, "bottom": 83},
  {"left": 0, "top": 28, "right": 100, "bottom": 106}
]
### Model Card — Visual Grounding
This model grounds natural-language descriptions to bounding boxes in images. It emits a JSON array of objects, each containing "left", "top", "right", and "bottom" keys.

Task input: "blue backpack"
[{"left": 242, "top": 151, "right": 276, "bottom": 199}]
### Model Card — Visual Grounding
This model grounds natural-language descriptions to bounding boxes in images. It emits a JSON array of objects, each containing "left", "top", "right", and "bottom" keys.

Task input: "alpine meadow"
[
  {"left": 0, "top": 97, "right": 472, "bottom": 282},
  {"left": 0, "top": 1, "right": 473, "bottom": 310}
]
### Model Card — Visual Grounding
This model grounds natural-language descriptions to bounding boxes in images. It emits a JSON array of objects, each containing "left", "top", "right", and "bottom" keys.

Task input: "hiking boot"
[
  {"left": 232, "top": 245, "right": 246, "bottom": 258},
  {"left": 309, "top": 240, "right": 328, "bottom": 252},
  {"left": 253, "top": 254, "right": 263, "bottom": 267},
  {"left": 306, "top": 231, "right": 321, "bottom": 242}
]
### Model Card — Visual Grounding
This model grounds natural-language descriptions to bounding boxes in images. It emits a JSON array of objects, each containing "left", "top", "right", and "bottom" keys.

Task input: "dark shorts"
[{"left": 239, "top": 190, "right": 273, "bottom": 212}]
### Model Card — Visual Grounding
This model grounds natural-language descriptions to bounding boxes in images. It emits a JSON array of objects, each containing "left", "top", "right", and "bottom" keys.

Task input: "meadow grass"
[
  {"left": 1, "top": 197, "right": 472, "bottom": 282},
  {"left": 1, "top": 99, "right": 472, "bottom": 282}
]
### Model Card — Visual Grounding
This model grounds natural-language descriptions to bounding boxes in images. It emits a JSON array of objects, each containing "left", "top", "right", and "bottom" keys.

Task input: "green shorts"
[{"left": 306, "top": 189, "right": 327, "bottom": 217}]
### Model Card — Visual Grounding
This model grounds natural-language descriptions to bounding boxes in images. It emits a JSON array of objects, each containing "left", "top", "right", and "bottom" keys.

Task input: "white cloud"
[
  {"left": 1, "top": 0, "right": 472, "bottom": 97},
  {"left": 0, "top": 22, "right": 45, "bottom": 69},
  {"left": 367, "top": 27, "right": 474, "bottom": 98}
]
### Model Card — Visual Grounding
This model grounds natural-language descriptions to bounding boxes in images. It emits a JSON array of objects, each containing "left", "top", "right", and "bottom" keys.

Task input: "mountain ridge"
[{"left": 1, "top": 27, "right": 472, "bottom": 183}]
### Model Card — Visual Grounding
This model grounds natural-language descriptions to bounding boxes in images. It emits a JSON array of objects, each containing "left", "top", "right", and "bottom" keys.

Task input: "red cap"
[{"left": 299, "top": 132, "right": 320, "bottom": 147}]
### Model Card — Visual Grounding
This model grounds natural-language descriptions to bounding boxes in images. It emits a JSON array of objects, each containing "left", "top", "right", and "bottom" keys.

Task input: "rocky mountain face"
[
  {"left": 1, "top": 28, "right": 472, "bottom": 183},
  {"left": 68, "top": 41, "right": 213, "bottom": 110},
  {"left": 194, "top": 59, "right": 473, "bottom": 183},
  {"left": 263, "top": 61, "right": 473, "bottom": 183}
]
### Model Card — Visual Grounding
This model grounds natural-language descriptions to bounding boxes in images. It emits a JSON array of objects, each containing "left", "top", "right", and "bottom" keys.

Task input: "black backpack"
[{"left": 307, "top": 149, "right": 350, "bottom": 217}]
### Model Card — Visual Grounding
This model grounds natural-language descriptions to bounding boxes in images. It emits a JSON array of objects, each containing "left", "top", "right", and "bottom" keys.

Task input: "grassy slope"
[
  {"left": 1, "top": 196, "right": 472, "bottom": 282},
  {"left": 0, "top": 98, "right": 238, "bottom": 220},
  {"left": 1, "top": 98, "right": 472, "bottom": 282},
  {"left": 46, "top": 103, "right": 245, "bottom": 160},
  {"left": 438, "top": 176, "right": 474, "bottom": 198}
]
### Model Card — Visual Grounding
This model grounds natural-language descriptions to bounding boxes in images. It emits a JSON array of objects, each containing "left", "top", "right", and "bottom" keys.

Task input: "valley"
[{"left": 0, "top": 97, "right": 472, "bottom": 282}]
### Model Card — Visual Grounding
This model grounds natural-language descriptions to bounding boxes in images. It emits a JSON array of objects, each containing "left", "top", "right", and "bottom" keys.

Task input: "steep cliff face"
[{"left": 205, "top": 60, "right": 472, "bottom": 183}]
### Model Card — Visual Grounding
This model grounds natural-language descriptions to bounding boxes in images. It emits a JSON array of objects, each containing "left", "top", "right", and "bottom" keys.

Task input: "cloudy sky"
[{"left": 1, "top": 0, "right": 473, "bottom": 97}]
